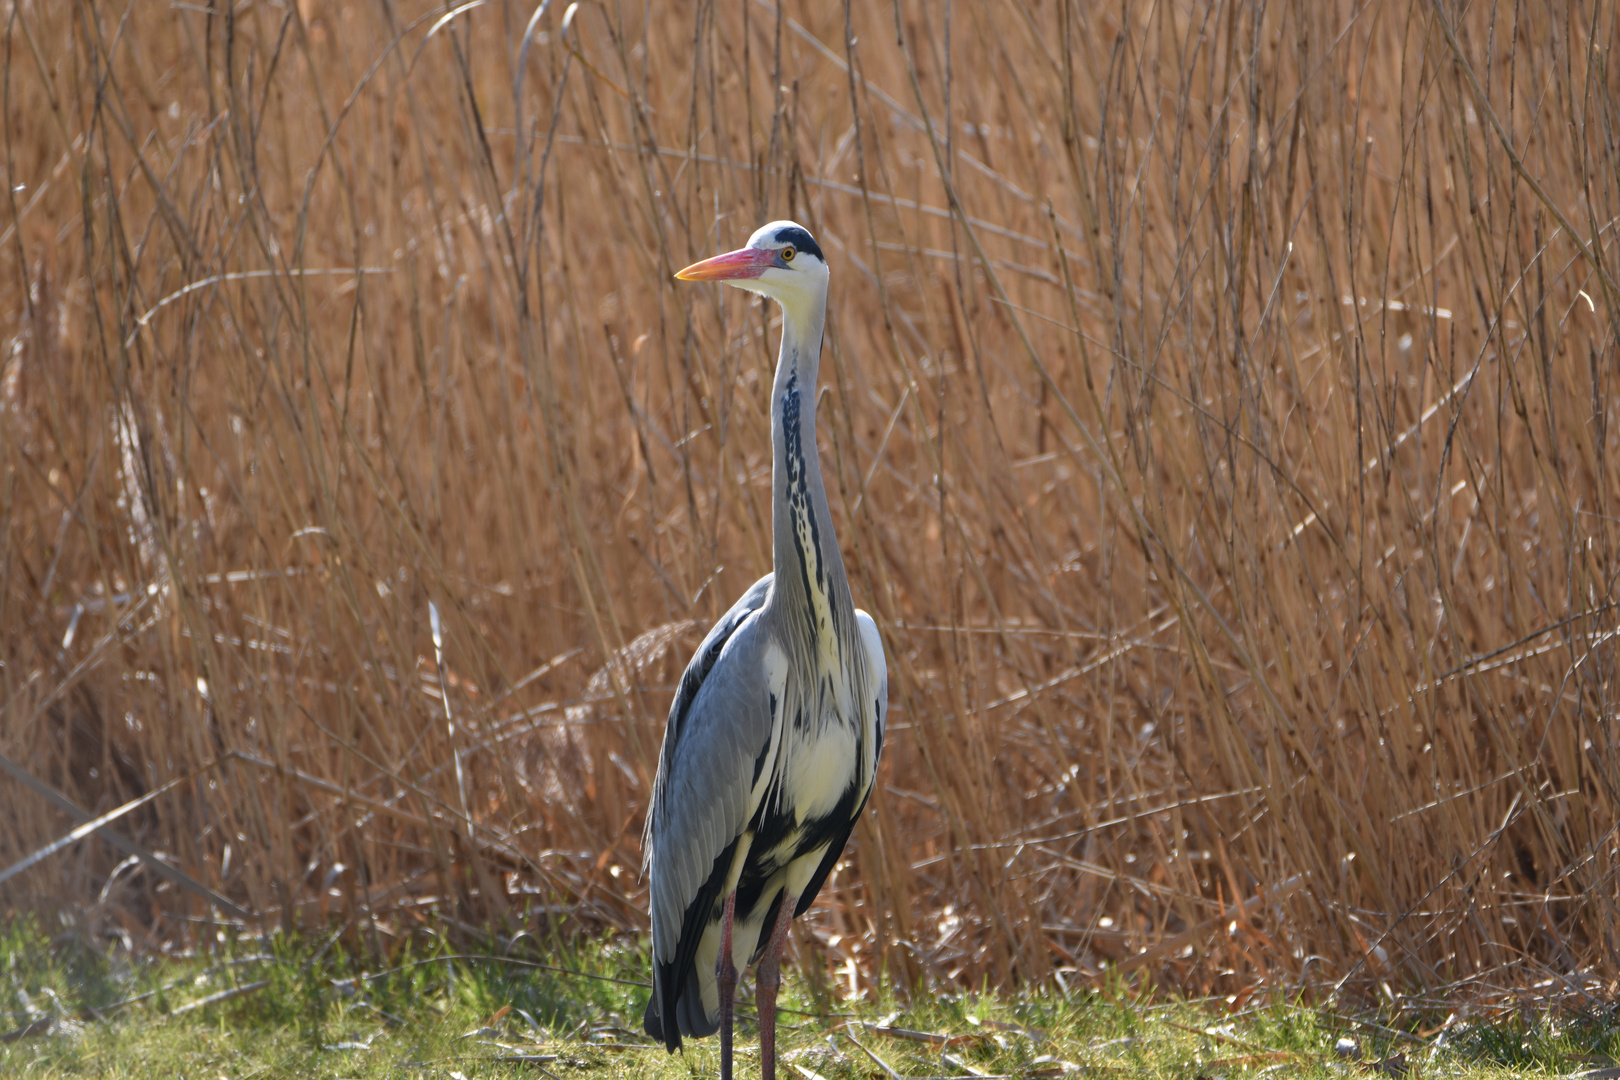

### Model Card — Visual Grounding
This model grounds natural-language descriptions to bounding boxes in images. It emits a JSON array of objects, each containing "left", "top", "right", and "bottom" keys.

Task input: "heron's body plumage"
[{"left": 642, "top": 223, "right": 887, "bottom": 1067}]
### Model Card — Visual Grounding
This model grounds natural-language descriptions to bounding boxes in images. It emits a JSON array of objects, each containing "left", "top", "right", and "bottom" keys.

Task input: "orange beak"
[{"left": 675, "top": 246, "right": 778, "bottom": 282}]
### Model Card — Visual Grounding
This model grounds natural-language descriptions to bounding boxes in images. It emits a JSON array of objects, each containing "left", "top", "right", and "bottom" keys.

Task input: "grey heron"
[{"left": 642, "top": 221, "right": 888, "bottom": 1080}]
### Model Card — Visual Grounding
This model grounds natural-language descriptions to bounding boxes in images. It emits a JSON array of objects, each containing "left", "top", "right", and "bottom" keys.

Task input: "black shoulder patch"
[
  {"left": 772, "top": 225, "right": 824, "bottom": 262},
  {"left": 751, "top": 705, "right": 774, "bottom": 786}
]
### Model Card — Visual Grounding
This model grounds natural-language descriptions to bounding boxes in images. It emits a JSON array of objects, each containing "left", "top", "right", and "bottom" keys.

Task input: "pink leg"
[
  {"left": 717, "top": 891, "right": 738, "bottom": 1080},
  {"left": 756, "top": 892, "right": 798, "bottom": 1080}
]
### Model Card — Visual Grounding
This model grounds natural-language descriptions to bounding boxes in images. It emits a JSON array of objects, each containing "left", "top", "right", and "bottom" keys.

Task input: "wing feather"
[{"left": 643, "top": 573, "right": 779, "bottom": 1048}]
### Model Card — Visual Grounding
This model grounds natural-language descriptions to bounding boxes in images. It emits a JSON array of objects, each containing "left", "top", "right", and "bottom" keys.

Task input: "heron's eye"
[{"left": 781, "top": 246, "right": 796, "bottom": 262}]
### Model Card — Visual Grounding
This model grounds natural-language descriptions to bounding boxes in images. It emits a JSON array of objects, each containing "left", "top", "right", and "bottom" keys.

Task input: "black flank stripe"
[
  {"left": 790, "top": 778, "right": 864, "bottom": 918},
  {"left": 752, "top": 696, "right": 776, "bottom": 786}
]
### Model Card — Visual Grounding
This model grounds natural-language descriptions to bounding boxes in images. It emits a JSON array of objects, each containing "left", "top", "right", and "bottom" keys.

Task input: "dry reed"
[{"left": 2, "top": 0, "right": 1617, "bottom": 1003}]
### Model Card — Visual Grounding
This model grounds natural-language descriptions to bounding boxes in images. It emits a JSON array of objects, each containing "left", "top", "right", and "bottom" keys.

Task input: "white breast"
[{"left": 786, "top": 719, "right": 858, "bottom": 821}]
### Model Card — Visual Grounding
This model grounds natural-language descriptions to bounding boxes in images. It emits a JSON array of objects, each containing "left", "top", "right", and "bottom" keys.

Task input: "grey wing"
[
  {"left": 643, "top": 574, "right": 779, "bottom": 1048},
  {"left": 646, "top": 572, "right": 773, "bottom": 816}
]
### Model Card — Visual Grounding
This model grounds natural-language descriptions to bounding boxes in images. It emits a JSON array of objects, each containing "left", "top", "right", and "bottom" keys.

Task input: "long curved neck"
[{"left": 769, "top": 295, "right": 851, "bottom": 634}]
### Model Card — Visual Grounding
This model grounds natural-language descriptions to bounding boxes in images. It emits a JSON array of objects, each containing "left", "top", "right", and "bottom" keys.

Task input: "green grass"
[{"left": 1, "top": 917, "right": 1613, "bottom": 1078}]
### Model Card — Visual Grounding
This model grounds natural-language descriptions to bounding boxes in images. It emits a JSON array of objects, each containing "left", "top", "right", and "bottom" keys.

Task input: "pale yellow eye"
[{"left": 781, "top": 247, "right": 795, "bottom": 262}]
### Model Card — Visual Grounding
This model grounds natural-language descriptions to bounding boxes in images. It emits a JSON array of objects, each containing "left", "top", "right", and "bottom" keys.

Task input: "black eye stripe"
[{"left": 771, "top": 226, "right": 823, "bottom": 262}]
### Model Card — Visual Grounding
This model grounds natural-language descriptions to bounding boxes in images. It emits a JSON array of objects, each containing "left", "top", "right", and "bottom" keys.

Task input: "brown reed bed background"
[{"left": 2, "top": 0, "right": 1617, "bottom": 1005}]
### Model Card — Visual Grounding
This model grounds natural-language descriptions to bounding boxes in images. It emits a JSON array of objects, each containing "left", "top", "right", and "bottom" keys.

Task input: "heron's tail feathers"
[
  {"left": 643, "top": 963, "right": 719, "bottom": 1052},
  {"left": 642, "top": 986, "right": 675, "bottom": 1051}
]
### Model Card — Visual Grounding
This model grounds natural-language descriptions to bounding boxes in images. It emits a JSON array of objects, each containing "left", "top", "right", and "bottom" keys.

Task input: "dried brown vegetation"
[{"left": 3, "top": 0, "right": 1618, "bottom": 1002}]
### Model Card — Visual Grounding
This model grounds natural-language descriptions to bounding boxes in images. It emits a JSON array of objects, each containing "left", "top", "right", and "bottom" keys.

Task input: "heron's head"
[{"left": 675, "top": 221, "right": 829, "bottom": 325}]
